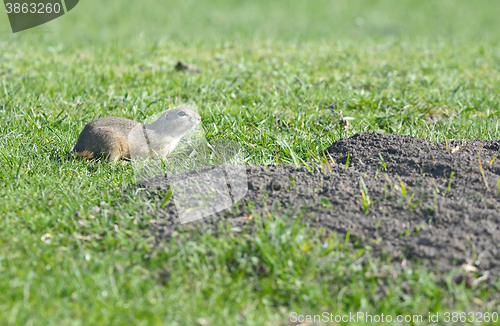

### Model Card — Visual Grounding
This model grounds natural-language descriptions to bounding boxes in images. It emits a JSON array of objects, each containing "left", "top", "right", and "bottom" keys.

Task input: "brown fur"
[
  {"left": 70, "top": 108, "right": 201, "bottom": 164},
  {"left": 71, "top": 117, "right": 141, "bottom": 163}
]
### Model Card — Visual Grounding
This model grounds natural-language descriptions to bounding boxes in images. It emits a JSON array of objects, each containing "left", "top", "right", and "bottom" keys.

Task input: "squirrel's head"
[{"left": 156, "top": 107, "right": 201, "bottom": 136}]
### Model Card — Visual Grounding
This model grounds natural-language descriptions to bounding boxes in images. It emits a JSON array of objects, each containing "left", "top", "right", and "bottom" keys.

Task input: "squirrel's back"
[
  {"left": 72, "top": 117, "right": 142, "bottom": 162},
  {"left": 85, "top": 117, "right": 139, "bottom": 130}
]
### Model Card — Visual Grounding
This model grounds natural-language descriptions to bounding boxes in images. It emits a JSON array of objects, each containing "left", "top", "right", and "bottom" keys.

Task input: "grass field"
[{"left": 1, "top": 0, "right": 500, "bottom": 324}]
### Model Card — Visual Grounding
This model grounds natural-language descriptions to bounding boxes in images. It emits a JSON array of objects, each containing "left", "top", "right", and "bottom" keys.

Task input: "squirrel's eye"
[{"left": 178, "top": 111, "right": 187, "bottom": 117}]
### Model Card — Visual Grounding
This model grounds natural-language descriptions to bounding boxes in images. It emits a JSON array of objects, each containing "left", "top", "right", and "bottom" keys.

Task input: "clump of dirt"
[{"left": 137, "top": 132, "right": 500, "bottom": 284}]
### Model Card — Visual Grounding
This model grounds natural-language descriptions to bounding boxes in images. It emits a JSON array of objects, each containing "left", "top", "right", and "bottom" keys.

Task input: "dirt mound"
[{"left": 137, "top": 132, "right": 500, "bottom": 283}]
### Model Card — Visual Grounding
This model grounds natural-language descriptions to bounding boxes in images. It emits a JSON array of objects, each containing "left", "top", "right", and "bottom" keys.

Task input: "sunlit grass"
[{"left": 1, "top": 0, "right": 500, "bottom": 324}]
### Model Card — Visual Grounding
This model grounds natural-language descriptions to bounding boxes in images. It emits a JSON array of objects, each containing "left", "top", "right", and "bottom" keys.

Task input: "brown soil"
[{"left": 137, "top": 132, "right": 500, "bottom": 284}]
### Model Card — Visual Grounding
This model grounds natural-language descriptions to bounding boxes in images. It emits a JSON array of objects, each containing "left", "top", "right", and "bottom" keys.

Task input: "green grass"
[{"left": 1, "top": 0, "right": 500, "bottom": 324}]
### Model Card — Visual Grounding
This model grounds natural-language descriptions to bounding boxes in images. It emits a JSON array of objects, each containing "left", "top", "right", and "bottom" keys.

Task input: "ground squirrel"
[{"left": 71, "top": 107, "right": 201, "bottom": 163}]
